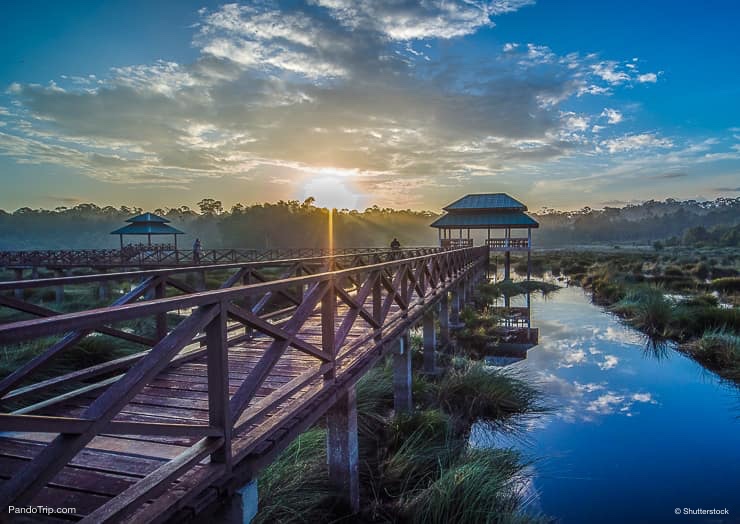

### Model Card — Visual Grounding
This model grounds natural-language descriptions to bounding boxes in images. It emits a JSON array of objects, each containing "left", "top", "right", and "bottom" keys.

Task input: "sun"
[{"left": 301, "top": 175, "right": 360, "bottom": 209}]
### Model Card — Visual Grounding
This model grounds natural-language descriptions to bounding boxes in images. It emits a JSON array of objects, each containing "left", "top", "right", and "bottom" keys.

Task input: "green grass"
[
  {"left": 710, "top": 277, "right": 740, "bottom": 293},
  {"left": 256, "top": 352, "right": 545, "bottom": 523},
  {"left": 404, "top": 448, "right": 543, "bottom": 524},
  {"left": 686, "top": 328, "right": 740, "bottom": 378},
  {"left": 436, "top": 361, "right": 544, "bottom": 430},
  {"left": 254, "top": 428, "right": 346, "bottom": 524}
]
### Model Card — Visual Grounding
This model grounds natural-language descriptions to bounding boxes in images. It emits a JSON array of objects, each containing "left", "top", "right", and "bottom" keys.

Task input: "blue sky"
[{"left": 1, "top": 0, "right": 738, "bottom": 211}]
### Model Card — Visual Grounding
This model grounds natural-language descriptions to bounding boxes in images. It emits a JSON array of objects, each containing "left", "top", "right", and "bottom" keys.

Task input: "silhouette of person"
[
  {"left": 390, "top": 237, "right": 401, "bottom": 250},
  {"left": 193, "top": 238, "right": 202, "bottom": 264}
]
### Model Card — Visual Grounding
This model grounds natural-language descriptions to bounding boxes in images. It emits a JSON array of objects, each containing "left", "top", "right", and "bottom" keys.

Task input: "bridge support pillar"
[
  {"left": 326, "top": 387, "right": 360, "bottom": 514},
  {"left": 198, "top": 270, "right": 207, "bottom": 291},
  {"left": 97, "top": 270, "right": 109, "bottom": 301},
  {"left": 31, "top": 267, "right": 39, "bottom": 279},
  {"left": 13, "top": 269, "right": 23, "bottom": 299},
  {"left": 439, "top": 293, "right": 450, "bottom": 348},
  {"left": 450, "top": 287, "right": 461, "bottom": 328},
  {"left": 393, "top": 333, "right": 412, "bottom": 413},
  {"left": 423, "top": 311, "right": 437, "bottom": 374},
  {"left": 504, "top": 251, "right": 511, "bottom": 280},
  {"left": 55, "top": 270, "right": 65, "bottom": 305}
]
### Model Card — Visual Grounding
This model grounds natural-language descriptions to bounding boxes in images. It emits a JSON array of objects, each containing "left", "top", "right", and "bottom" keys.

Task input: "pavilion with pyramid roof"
[
  {"left": 430, "top": 193, "right": 539, "bottom": 279},
  {"left": 110, "top": 212, "right": 184, "bottom": 249}
]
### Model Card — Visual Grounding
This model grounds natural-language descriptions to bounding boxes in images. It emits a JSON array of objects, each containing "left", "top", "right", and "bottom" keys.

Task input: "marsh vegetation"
[{"left": 510, "top": 247, "right": 740, "bottom": 383}]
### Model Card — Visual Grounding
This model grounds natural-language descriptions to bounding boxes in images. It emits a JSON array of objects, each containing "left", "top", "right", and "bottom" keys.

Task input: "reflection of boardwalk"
[
  {"left": 0, "top": 247, "right": 488, "bottom": 521},
  {"left": 487, "top": 297, "right": 539, "bottom": 367}
]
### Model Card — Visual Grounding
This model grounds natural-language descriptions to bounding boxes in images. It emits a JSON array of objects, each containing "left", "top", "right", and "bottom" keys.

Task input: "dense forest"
[{"left": 0, "top": 197, "right": 737, "bottom": 250}]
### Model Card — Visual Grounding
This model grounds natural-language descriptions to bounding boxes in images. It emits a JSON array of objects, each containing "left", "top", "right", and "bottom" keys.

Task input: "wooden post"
[
  {"left": 392, "top": 333, "right": 412, "bottom": 413},
  {"left": 372, "top": 272, "right": 382, "bottom": 341},
  {"left": 322, "top": 279, "right": 336, "bottom": 381},
  {"left": 439, "top": 292, "right": 449, "bottom": 348},
  {"left": 206, "top": 302, "right": 232, "bottom": 467},
  {"left": 13, "top": 269, "right": 23, "bottom": 299},
  {"left": 155, "top": 279, "right": 167, "bottom": 341},
  {"left": 98, "top": 269, "right": 110, "bottom": 301},
  {"left": 243, "top": 271, "right": 254, "bottom": 339},
  {"left": 54, "top": 269, "right": 64, "bottom": 305},
  {"left": 326, "top": 386, "right": 360, "bottom": 513},
  {"left": 423, "top": 310, "right": 436, "bottom": 373}
]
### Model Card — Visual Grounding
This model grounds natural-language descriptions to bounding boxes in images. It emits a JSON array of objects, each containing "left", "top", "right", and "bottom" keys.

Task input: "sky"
[{"left": 0, "top": 0, "right": 739, "bottom": 212}]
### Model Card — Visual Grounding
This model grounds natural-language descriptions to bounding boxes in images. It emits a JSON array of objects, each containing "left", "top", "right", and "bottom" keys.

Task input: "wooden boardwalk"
[
  {"left": 0, "top": 247, "right": 487, "bottom": 522},
  {"left": 0, "top": 247, "right": 396, "bottom": 270}
]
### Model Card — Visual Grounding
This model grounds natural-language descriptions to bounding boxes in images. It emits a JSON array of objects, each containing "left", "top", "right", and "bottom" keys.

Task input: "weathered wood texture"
[{"left": 0, "top": 246, "right": 488, "bottom": 522}]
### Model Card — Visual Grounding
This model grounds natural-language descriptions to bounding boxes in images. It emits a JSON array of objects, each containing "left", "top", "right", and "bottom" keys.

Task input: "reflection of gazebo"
[
  {"left": 111, "top": 213, "right": 184, "bottom": 249},
  {"left": 431, "top": 193, "right": 539, "bottom": 279}
]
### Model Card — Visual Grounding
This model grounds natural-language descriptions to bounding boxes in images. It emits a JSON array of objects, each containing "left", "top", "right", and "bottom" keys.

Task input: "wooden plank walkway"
[{"left": 0, "top": 247, "right": 488, "bottom": 522}]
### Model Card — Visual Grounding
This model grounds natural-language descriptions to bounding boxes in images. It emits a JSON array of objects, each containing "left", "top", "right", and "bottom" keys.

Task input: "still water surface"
[{"left": 480, "top": 286, "right": 740, "bottom": 523}]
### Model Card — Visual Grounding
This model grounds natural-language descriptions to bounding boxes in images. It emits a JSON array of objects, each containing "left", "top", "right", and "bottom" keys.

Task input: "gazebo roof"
[
  {"left": 443, "top": 193, "right": 527, "bottom": 212},
  {"left": 126, "top": 212, "right": 170, "bottom": 224},
  {"left": 111, "top": 223, "right": 184, "bottom": 236},
  {"left": 430, "top": 211, "right": 539, "bottom": 229},
  {"left": 432, "top": 193, "right": 539, "bottom": 229}
]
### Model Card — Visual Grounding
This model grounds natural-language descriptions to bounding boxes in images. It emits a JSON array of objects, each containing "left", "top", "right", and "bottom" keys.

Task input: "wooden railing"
[
  {"left": 441, "top": 238, "right": 473, "bottom": 249},
  {"left": 486, "top": 238, "right": 529, "bottom": 250},
  {"left": 0, "top": 246, "right": 427, "bottom": 268},
  {"left": 0, "top": 249, "right": 442, "bottom": 401},
  {"left": 0, "top": 246, "right": 488, "bottom": 519}
]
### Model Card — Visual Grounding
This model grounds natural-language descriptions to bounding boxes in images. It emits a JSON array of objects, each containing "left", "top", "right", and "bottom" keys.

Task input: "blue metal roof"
[
  {"left": 126, "top": 212, "right": 170, "bottom": 223},
  {"left": 443, "top": 193, "right": 526, "bottom": 212},
  {"left": 430, "top": 212, "right": 538, "bottom": 228},
  {"left": 111, "top": 223, "right": 184, "bottom": 235}
]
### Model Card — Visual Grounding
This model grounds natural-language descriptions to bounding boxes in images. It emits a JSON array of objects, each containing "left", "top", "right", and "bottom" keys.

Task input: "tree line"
[{"left": 0, "top": 197, "right": 737, "bottom": 250}]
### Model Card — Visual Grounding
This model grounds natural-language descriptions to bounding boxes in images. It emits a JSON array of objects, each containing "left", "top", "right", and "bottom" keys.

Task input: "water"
[{"left": 479, "top": 286, "right": 740, "bottom": 523}]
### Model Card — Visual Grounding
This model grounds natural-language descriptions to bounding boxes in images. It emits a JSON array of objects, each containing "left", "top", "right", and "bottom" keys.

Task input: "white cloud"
[
  {"left": 592, "top": 61, "right": 630, "bottom": 84},
  {"left": 2, "top": 0, "right": 707, "bottom": 203},
  {"left": 601, "top": 133, "right": 674, "bottom": 153},
  {"left": 632, "top": 393, "right": 656, "bottom": 403},
  {"left": 562, "top": 112, "right": 590, "bottom": 132},
  {"left": 601, "top": 108, "right": 623, "bottom": 124},
  {"left": 597, "top": 355, "right": 619, "bottom": 370},
  {"left": 313, "top": 0, "right": 535, "bottom": 40},
  {"left": 559, "top": 348, "right": 587, "bottom": 368},
  {"left": 637, "top": 72, "right": 658, "bottom": 83},
  {"left": 587, "top": 393, "right": 625, "bottom": 414}
]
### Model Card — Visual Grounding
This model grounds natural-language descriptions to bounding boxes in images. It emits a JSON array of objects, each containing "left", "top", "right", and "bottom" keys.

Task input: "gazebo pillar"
[{"left": 527, "top": 228, "right": 532, "bottom": 280}]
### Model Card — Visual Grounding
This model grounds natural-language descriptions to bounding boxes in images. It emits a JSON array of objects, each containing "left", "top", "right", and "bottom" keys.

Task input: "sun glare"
[{"left": 301, "top": 175, "right": 360, "bottom": 210}]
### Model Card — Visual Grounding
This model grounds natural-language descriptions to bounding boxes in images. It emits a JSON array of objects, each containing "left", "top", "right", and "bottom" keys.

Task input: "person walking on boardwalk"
[{"left": 193, "top": 238, "right": 202, "bottom": 264}]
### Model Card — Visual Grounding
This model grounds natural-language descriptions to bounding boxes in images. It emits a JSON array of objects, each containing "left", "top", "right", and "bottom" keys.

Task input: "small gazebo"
[
  {"left": 111, "top": 213, "right": 184, "bottom": 249},
  {"left": 430, "top": 193, "right": 539, "bottom": 279}
]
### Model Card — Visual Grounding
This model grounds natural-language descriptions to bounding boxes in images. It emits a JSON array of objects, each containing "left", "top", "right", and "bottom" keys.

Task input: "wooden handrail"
[
  {"left": 0, "top": 247, "right": 441, "bottom": 290},
  {"left": 0, "top": 245, "right": 489, "bottom": 515}
]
